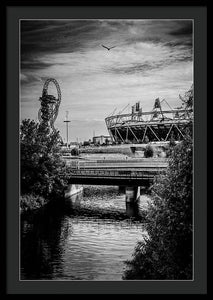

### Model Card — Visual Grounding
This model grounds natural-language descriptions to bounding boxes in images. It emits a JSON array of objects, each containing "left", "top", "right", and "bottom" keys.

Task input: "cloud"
[
  {"left": 109, "top": 56, "right": 192, "bottom": 76},
  {"left": 20, "top": 19, "right": 193, "bottom": 141},
  {"left": 169, "top": 21, "right": 193, "bottom": 36},
  {"left": 21, "top": 19, "right": 111, "bottom": 61},
  {"left": 21, "top": 20, "right": 193, "bottom": 61},
  {"left": 20, "top": 73, "right": 42, "bottom": 84},
  {"left": 21, "top": 60, "right": 57, "bottom": 70}
]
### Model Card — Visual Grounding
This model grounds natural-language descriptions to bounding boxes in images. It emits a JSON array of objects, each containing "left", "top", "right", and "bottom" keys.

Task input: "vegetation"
[
  {"left": 123, "top": 86, "right": 193, "bottom": 280},
  {"left": 144, "top": 144, "right": 154, "bottom": 158},
  {"left": 71, "top": 147, "right": 80, "bottom": 156},
  {"left": 20, "top": 119, "right": 71, "bottom": 210},
  {"left": 123, "top": 131, "right": 193, "bottom": 279},
  {"left": 20, "top": 194, "right": 48, "bottom": 213}
]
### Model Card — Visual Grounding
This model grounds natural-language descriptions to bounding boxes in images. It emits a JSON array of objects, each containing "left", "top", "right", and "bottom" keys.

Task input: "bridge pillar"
[
  {"left": 64, "top": 184, "right": 83, "bottom": 198},
  {"left": 126, "top": 201, "right": 139, "bottom": 217},
  {"left": 125, "top": 186, "right": 140, "bottom": 203},
  {"left": 118, "top": 186, "right": 125, "bottom": 193}
]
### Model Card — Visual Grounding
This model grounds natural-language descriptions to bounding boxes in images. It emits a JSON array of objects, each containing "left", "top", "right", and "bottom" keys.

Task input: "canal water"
[{"left": 21, "top": 186, "right": 150, "bottom": 280}]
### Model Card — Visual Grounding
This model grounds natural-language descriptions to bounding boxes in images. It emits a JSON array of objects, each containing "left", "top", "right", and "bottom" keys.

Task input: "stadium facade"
[{"left": 105, "top": 88, "right": 193, "bottom": 144}]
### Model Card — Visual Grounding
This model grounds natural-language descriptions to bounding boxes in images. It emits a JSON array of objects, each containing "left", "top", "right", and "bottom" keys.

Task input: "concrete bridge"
[
  {"left": 67, "top": 168, "right": 165, "bottom": 186},
  {"left": 65, "top": 158, "right": 168, "bottom": 203}
]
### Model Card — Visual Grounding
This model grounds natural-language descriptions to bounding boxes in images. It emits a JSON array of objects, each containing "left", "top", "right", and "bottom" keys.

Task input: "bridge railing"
[
  {"left": 65, "top": 158, "right": 169, "bottom": 169},
  {"left": 69, "top": 168, "right": 166, "bottom": 179}
]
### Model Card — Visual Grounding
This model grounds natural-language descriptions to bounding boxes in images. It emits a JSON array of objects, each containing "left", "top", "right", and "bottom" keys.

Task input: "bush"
[
  {"left": 144, "top": 144, "right": 154, "bottom": 158},
  {"left": 20, "top": 194, "right": 48, "bottom": 212},
  {"left": 71, "top": 147, "right": 79, "bottom": 156},
  {"left": 123, "top": 133, "right": 193, "bottom": 280},
  {"left": 20, "top": 119, "right": 71, "bottom": 201}
]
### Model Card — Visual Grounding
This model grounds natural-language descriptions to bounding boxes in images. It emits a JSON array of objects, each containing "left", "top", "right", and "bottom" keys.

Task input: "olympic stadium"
[{"left": 105, "top": 87, "right": 193, "bottom": 144}]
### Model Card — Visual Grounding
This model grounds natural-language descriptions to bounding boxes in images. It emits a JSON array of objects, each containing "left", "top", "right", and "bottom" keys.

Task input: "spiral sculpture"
[{"left": 38, "top": 78, "right": 61, "bottom": 132}]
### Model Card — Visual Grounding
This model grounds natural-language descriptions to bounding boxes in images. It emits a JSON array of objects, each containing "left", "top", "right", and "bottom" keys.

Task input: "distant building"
[
  {"left": 93, "top": 135, "right": 112, "bottom": 145},
  {"left": 83, "top": 140, "right": 91, "bottom": 146},
  {"left": 69, "top": 141, "right": 79, "bottom": 147},
  {"left": 60, "top": 141, "right": 79, "bottom": 149}
]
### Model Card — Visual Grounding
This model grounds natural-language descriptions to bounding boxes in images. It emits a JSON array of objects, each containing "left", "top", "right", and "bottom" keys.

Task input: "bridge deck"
[
  {"left": 64, "top": 157, "right": 168, "bottom": 169},
  {"left": 66, "top": 160, "right": 168, "bottom": 185}
]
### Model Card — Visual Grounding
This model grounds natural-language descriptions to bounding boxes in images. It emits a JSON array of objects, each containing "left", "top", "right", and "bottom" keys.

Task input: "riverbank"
[{"left": 20, "top": 185, "right": 151, "bottom": 221}]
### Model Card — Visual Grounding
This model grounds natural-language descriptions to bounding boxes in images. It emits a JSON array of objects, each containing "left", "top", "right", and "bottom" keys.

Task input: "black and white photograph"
[{"left": 20, "top": 19, "right": 193, "bottom": 281}]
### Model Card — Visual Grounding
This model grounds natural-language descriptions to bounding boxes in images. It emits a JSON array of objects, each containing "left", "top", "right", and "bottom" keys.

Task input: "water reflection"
[
  {"left": 21, "top": 205, "right": 68, "bottom": 279},
  {"left": 65, "top": 185, "right": 145, "bottom": 221},
  {"left": 126, "top": 202, "right": 140, "bottom": 218},
  {"left": 21, "top": 186, "right": 149, "bottom": 280}
]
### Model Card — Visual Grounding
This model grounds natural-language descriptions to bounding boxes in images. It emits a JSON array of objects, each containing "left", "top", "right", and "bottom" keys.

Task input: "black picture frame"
[{"left": 5, "top": 2, "right": 207, "bottom": 295}]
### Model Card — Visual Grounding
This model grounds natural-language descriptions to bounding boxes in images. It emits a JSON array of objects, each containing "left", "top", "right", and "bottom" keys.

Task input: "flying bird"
[{"left": 101, "top": 44, "right": 116, "bottom": 51}]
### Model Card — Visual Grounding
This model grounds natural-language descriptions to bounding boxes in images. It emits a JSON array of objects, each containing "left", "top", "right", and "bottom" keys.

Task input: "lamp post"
[{"left": 64, "top": 111, "right": 70, "bottom": 148}]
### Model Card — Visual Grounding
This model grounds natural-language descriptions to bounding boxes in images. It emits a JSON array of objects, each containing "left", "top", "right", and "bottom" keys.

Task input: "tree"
[
  {"left": 123, "top": 132, "right": 193, "bottom": 279},
  {"left": 21, "top": 119, "right": 71, "bottom": 200},
  {"left": 179, "top": 84, "right": 193, "bottom": 109},
  {"left": 71, "top": 147, "right": 79, "bottom": 156},
  {"left": 144, "top": 144, "right": 154, "bottom": 158}
]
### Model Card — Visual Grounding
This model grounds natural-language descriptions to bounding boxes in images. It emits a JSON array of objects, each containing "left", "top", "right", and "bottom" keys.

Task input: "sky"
[{"left": 20, "top": 19, "right": 193, "bottom": 143}]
